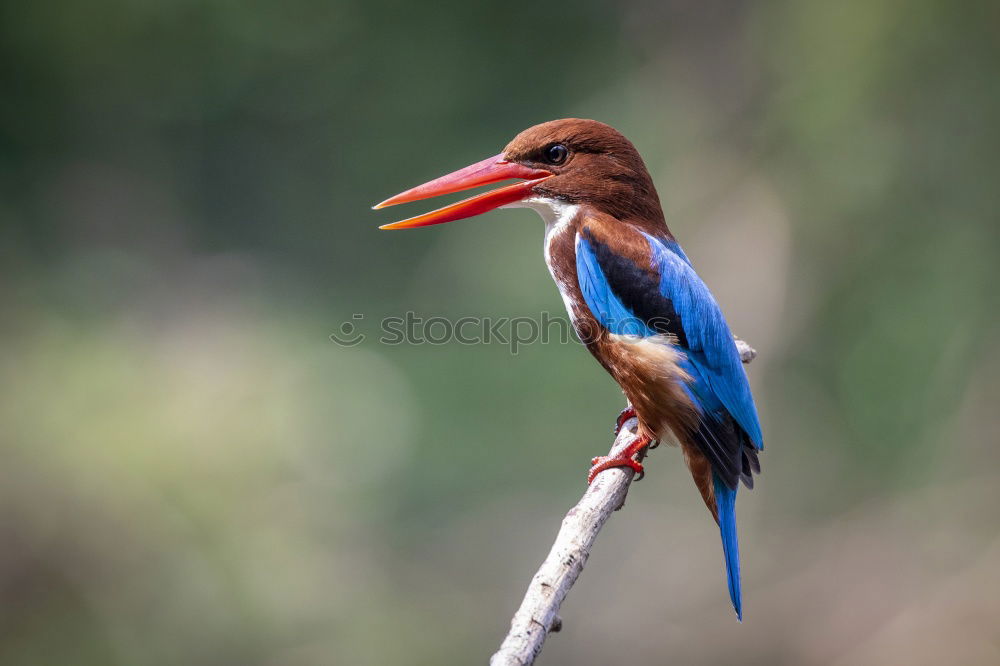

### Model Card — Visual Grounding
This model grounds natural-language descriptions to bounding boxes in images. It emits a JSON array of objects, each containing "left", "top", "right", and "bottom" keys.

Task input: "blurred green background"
[{"left": 2, "top": 1, "right": 998, "bottom": 664}]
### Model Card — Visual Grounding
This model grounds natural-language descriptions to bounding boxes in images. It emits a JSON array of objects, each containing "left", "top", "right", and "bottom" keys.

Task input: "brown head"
[
  {"left": 373, "top": 118, "right": 666, "bottom": 231},
  {"left": 502, "top": 119, "right": 664, "bottom": 225}
]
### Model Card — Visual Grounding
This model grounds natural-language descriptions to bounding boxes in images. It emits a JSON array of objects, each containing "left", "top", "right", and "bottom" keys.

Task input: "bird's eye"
[{"left": 544, "top": 144, "right": 569, "bottom": 165}]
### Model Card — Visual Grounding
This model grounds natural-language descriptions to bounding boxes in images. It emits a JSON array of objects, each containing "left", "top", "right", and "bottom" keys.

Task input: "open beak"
[{"left": 373, "top": 153, "right": 553, "bottom": 230}]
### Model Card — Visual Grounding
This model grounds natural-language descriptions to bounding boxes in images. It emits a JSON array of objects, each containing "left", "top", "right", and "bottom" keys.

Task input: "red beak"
[{"left": 373, "top": 153, "right": 553, "bottom": 230}]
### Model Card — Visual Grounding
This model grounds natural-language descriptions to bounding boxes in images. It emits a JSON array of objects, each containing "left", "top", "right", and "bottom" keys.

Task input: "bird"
[{"left": 373, "top": 118, "right": 763, "bottom": 620}]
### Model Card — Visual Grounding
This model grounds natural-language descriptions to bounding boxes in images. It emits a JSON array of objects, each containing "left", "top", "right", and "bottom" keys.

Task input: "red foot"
[
  {"left": 614, "top": 405, "right": 637, "bottom": 436},
  {"left": 587, "top": 433, "right": 652, "bottom": 484},
  {"left": 588, "top": 455, "right": 644, "bottom": 483}
]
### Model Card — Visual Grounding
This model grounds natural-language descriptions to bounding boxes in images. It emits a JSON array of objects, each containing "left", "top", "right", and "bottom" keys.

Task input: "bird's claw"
[
  {"left": 588, "top": 455, "right": 644, "bottom": 484},
  {"left": 613, "top": 406, "right": 637, "bottom": 436}
]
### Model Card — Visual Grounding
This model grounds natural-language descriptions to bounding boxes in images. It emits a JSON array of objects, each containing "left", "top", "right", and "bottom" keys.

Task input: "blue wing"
[
  {"left": 575, "top": 233, "right": 654, "bottom": 338},
  {"left": 643, "top": 233, "right": 763, "bottom": 450},
  {"left": 576, "top": 224, "right": 763, "bottom": 486}
]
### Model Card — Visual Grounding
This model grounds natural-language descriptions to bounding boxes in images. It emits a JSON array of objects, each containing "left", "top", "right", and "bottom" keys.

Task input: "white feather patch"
[{"left": 505, "top": 196, "right": 582, "bottom": 323}]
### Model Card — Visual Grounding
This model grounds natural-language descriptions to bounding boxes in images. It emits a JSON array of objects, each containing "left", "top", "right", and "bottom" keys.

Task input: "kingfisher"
[{"left": 374, "top": 119, "right": 763, "bottom": 620}]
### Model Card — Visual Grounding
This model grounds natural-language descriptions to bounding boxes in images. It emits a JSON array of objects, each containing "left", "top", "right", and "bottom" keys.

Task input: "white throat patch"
[
  {"left": 506, "top": 196, "right": 580, "bottom": 233},
  {"left": 503, "top": 196, "right": 582, "bottom": 323}
]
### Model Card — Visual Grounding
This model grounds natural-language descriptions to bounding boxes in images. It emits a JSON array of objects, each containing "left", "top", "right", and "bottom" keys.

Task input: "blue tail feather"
[{"left": 713, "top": 473, "right": 742, "bottom": 621}]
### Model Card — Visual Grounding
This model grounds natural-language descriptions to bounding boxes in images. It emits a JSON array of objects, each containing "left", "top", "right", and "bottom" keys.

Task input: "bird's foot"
[
  {"left": 587, "top": 433, "right": 652, "bottom": 484},
  {"left": 613, "top": 405, "right": 637, "bottom": 436},
  {"left": 588, "top": 455, "right": 644, "bottom": 483}
]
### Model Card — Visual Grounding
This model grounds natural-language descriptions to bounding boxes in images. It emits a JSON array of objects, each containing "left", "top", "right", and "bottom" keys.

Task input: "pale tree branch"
[{"left": 489, "top": 337, "right": 757, "bottom": 666}]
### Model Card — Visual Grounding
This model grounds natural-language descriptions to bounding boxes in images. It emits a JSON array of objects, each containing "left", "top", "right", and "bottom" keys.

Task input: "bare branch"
[
  {"left": 490, "top": 338, "right": 757, "bottom": 666},
  {"left": 734, "top": 336, "right": 757, "bottom": 363}
]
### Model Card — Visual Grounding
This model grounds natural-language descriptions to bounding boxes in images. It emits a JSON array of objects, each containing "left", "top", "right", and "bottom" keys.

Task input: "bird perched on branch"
[{"left": 374, "top": 119, "right": 763, "bottom": 620}]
